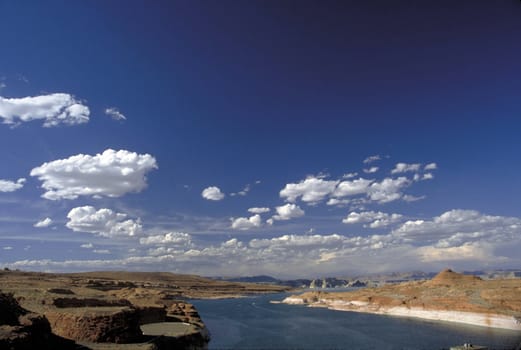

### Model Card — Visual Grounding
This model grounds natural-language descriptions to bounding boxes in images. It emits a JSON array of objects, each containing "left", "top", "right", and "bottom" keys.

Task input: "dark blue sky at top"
[{"left": 0, "top": 0, "right": 520, "bottom": 275}]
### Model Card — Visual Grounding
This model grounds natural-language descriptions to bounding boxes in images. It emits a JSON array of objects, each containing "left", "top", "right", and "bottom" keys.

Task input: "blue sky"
[{"left": 0, "top": 1, "right": 520, "bottom": 278}]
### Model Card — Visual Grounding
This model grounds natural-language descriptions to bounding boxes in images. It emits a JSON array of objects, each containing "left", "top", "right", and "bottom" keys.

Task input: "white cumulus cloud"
[
  {"left": 342, "top": 172, "right": 358, "bottom": 179},
  {"left": 272, "top": 203, "right": 305, "bottom": 221},
  {"left": 248, "top": 207, "right": 270, "bottom": 214},
  {"left": 33, "top": 217, "right": 53, "bottom": 228},
  {"left": 201, "top": 186, "right": 225, "bottom": 201},
  {"left": 30, "top": 149, "right": 157, "bottom": 200},
  {"left": 363, "top": 166, "right": 379, "bottom": 174},
  {"left": 280, "top": 176, "right": 338, "bottom": 204},
  {"left": 0, "top": 178, "right": 25, "bottom": 192},
  {"left": 105, "top": 107, "right": 126, "bottom": 121},
  {"left": 139, "top": 232, "right": 192, "bottom": 246},
  {"left": 332, "top": 178, "right": 373, "bottom": 197},
  {"left": 363, "top": 155, "right": 381, "bottom": 164},
  {"left": 424, "top": 162, "right": 437, "bottom": 170},
  {"left": 342, "top": 211, "right": 403, "bottom": 228},
  {"left": 231, "top": 184, "right": 251, "bottom": 197},
  {"left": 367, "top": 176, "right": 410, "bottom": 203},
  {"left": 0, "top": 93, "right": 89, "bottom": 127},
  {"left": 326, "top": 198, "right": 352, "bottom": 207},
  {"left": 403, "top": 194, "right": 425, "bottom": 202},
  {"left": 422, "top": 173, "right": 434, "bottom": 180},
  {"left": 66, "top": 206, "right": 142, "bottom": 237},
  {"left": 391, "top": 162, "right": 422, "bottom": 174},
  {"left": 231, "top": 214, "right": 262, "bottom": 230}
]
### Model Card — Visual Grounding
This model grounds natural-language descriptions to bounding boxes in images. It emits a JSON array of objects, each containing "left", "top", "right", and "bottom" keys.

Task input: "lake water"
[{"left": 192, "top": 292, "right": 521, "bottom": 350}]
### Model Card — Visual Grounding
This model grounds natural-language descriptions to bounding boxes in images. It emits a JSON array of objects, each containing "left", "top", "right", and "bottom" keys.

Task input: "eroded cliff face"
[
  {"left": 46, "top": 306, "right": 143, "bottom": 343},
  {"left": 283, "top": 269, "right": 521, "bottom": 330}
]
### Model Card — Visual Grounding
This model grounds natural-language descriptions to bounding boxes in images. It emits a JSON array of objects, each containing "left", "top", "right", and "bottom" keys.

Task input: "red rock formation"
[{"left": 427, "top": 269, "right": 482, "bottom": 286}]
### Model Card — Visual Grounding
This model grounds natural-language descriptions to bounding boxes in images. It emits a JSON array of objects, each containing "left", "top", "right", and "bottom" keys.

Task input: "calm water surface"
[{"left": 192, "top": 293, "right": 521, "bottom": 350}]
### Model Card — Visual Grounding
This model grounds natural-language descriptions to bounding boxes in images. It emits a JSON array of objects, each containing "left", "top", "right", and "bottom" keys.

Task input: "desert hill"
[
  {"left": 427, "top": 268, "right": 482, "bottom": 286},
  {"left": 283, "top": 269, "right": 521, "bottom": 330}
]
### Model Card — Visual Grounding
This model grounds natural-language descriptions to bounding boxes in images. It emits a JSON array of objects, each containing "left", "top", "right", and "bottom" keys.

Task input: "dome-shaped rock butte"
[{"left": 427, "top": 268, "right": 482, "bottom": 286}]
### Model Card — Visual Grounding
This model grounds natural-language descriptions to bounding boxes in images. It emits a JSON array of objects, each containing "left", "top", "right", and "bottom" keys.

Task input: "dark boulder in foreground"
[{"left": 0, "top": 291, "right": 77, "bottom": 349}]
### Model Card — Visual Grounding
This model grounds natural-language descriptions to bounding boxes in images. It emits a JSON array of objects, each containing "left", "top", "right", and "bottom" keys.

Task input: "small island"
[{"left": 282, "top": 269, "right": 521, "bottom": 330}]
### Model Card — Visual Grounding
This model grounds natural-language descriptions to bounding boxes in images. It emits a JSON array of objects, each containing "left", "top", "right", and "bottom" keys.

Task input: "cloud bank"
[{"left": 5, "top": 209, "right": 521, "bottom": 278}]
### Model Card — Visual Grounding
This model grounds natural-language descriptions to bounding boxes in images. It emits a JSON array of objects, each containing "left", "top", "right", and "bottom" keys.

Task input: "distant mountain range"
[
  {"left": 214, "top": 269, "right": 521, "bottom": 289},
  {"left": 224, "top": 275, "right": 281, "bottom": 284},
  {"left": 215, "top": 276, "right": 368, "bottom": 289}
]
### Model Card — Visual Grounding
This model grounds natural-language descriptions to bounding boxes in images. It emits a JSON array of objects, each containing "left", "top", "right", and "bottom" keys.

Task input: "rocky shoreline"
[
  {"left": 0, "top": 270, "right": 289, "bottom": 349},
  {"left": 282, "top": 269, "right": 521, "bottom": 331},
  {"left": 283, "top": 295, "right": 521, "bottom": 330}
]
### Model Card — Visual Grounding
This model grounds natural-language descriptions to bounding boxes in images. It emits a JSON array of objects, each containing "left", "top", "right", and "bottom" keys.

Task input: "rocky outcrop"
[
  {"left": 141, "top": 322, "right": 210, "bottom": 350},
  {"left": 136, "top": 305, "right": 167, "bottom": 325},
  {"left": 46, "top": 306, "right": 142, "bottom": 343},
  {"left": 168, "top": 302, "right": 204, "bottom": 326},
  {"left": 45, "top": 302, "right": 202, "bottom": 345},
  {"left": 0, "top": 291, "right": 76, "bottom": 349},
  {"left": 0, "top": 292, "right": 25, "bottom": 325}
]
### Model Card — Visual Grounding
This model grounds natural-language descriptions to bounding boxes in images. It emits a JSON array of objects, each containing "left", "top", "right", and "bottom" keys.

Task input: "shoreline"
[{"left": 282, "top": 296, "right": 521, "bottom": 331}]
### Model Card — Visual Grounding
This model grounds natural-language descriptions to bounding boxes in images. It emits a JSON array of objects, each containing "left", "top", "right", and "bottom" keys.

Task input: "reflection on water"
[{"left": 192, "top": 293, "right": 521, "bottom": 350}]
